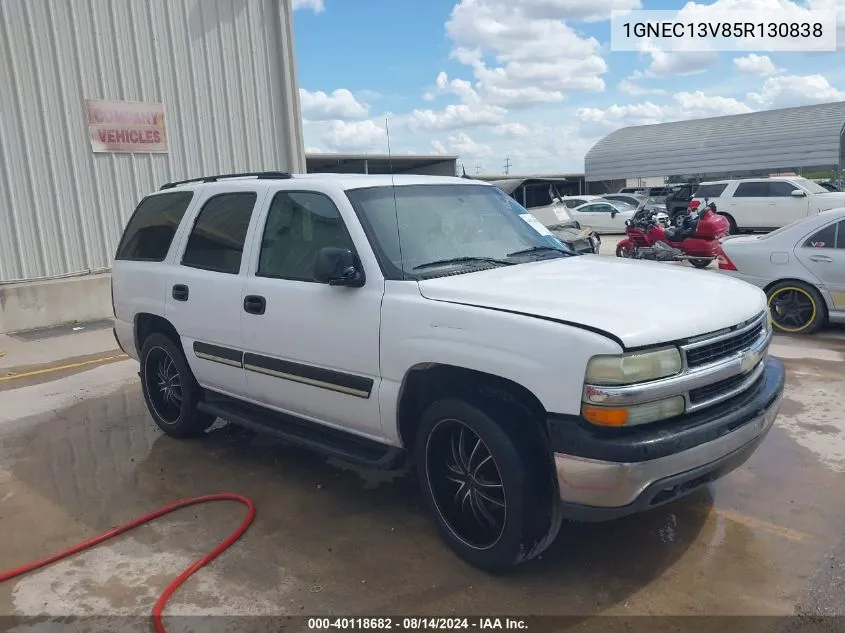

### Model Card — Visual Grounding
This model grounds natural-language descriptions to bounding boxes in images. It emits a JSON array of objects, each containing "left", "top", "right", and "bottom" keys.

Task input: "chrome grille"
[
  {"left": 683, "top": 314, "right": 765, "bottom": 368},
  {"left": 689, "top": 371, "right": 763, "bottom": 404}
]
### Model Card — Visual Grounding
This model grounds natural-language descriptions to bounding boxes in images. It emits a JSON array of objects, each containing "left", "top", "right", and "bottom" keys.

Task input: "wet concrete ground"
[{"left": 0, "top": 327, "right": 844, "bottom": 632}]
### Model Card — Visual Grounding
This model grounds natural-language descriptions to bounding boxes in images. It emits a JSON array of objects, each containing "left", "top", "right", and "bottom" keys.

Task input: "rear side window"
[
  {"left": 694, "top": 183, "right": 728, "bottom": 198},
  {"left": 181, "top": 192, "right": 257, "bottom": 274},
  {"left": 804, "top": 222, "right": 838, "bottom": 249},
  {"left": 733, "top": 182, "right": 767, "bottom": 197},
  {"left": 115, "top": 192, "right": 194, "bottom": 261}
]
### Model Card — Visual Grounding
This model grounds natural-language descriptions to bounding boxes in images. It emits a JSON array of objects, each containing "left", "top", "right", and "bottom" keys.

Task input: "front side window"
[
  {"left": 733, "top": 182, "right": 767, "bottom": 197},
  {"left": 115, "top": 192, "right": 194, "bottom": 261},
  {"left": 257, "top": 191, "right": 356, "bottom": 282},
  {"left": 346, "top": 184, "right": 571, "bottom": 279},
  {"left": 588, "top": 203, "right": 615, "bottom": 213},
  {"left": 804, "top": 222, "right": 839, "bottom": 249},
  {"left": 768, "top": 181, "right": 801, "bottom": 197},
  {"left": 182, "top": 192, "right": 257, "bottom": 274}
]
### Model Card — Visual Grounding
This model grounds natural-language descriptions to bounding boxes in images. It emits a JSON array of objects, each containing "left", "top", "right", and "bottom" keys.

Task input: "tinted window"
[
  {"left": 586, "top": 204, "right": 614, "bottom": 213},
  {"left": 733, "top": 182, "right": 767, "bottom": 197},
  {"left": 525, "top": 185, "right": 552, "bottom": 208},
  {"left": 258, "top": 192, "right": 356, "bottom": 282},
  {"left": 837, "top": 221, "right": 845, "bottom": 249},
  {"left": 563, "top": 198, "right": 587, "bottom": 208},
  {"left": 181, "top": 193, "right": 257, "bottom": 274},
  {"left": 768, "top": 181, "right": 800, "bottom": 197},
  {"left": 804, "top": 222, "right": 838, "bottom": 249},
  {"left": 694, "top": 183, "right": 728, "bottom": 198},
  {"left": 115, "top": 192, "right": 193, "bottom": 261}
]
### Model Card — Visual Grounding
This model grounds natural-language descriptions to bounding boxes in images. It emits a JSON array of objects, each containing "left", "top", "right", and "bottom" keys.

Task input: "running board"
[{"left": 197, "top": 393, "right": 405, "bottom": 470}]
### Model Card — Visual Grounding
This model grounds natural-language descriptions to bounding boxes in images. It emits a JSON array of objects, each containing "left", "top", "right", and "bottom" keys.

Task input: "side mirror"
[
  {"left": 791, "top": 189, "right": 806, "bottom": 197},
  {"left": 610, "top": 210, "right": 618, "bottom": 218},
  {"left": 313, "top": 247, "right": 364, "bottom": 287}
]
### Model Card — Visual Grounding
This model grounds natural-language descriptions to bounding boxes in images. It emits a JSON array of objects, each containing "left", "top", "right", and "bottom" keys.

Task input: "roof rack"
[{"left": 160, "top": 171, "right": 292, "bottom": 190}]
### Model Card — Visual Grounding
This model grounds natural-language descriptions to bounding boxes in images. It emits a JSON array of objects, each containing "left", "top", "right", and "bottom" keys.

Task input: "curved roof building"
[{"left": 584, "top": 101, "right": 845, "bottom": 182}]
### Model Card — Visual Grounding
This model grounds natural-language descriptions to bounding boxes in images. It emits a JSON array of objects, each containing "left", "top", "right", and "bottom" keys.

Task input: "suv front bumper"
[{"left": 550, "top": 356, "right": 784, "bottom": 521}]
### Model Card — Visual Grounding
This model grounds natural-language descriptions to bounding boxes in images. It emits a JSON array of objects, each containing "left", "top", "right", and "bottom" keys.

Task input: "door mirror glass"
[
  {"left": 610, "top": 209, "right": 618, "bottom": 218},
  {"left": 791, "top": 189, "right": 806, "bottom": 197},
  {"left": 313, "top": 248, "right": 364, "bottom": 287}
]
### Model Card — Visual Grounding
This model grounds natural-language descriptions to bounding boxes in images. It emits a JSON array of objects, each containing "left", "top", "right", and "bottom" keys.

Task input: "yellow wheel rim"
[{"left": 768, "top": 286, "right": 817, "bottom": 333}]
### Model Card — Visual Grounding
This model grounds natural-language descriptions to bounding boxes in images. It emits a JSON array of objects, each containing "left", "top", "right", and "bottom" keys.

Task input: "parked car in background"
[
  {"left": 489, "top": 179, "right": 600, "bottom": 254},
  {"left": 717, "top": 208, "right": 845, "bottom": 334},
  {"left": 663, "top": 184, "right": 696, "bottom": 225},
  {"left": 602, "top": 193, "right": 667, "bottom": 215},
  {"left": 559, "top": 195, "right": 601, "bottom": 208},
  {"left": 691, "top": 177, "right": 845, "bottom": 234},
  {"left": 570, "top": 199, "right": 668, "bottom": 234}
]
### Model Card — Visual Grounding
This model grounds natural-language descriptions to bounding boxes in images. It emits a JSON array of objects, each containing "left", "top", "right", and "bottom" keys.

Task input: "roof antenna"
[{"left": 385, "top": 117, "right": 405, "bottom": 281}]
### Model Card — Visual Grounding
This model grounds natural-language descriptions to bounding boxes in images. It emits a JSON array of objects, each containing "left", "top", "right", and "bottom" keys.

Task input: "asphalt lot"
[{"left": 0, "top": 272, "right": 844, "bottom": 631}]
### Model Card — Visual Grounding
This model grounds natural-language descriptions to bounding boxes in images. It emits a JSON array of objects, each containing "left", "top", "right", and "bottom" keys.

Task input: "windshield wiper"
[
  {"left": 413, "top": 256, "right": 515, "bottom": 271},
  {"left": 506, "top": 245, "right": 573, "bottom": 258}
]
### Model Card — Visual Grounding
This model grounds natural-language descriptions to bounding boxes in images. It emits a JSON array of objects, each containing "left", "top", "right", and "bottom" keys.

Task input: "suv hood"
[
  {"left": 815, "top": 192, "right": 845, "bottom": 208},
  {"left": 417, "top": 256, "right": 766, "bottom": 349}
]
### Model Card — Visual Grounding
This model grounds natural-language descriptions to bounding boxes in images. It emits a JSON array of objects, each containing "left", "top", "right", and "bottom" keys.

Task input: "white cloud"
[
  {"left": 733, "top": 54, "right": 780, "bottom": 75},
  {"left": 575, "top": 91, "right": 752, "bottom": 136},
  {"left": 618, "top": 78, "right": 667, "bottom": 95},
  {"left": 292, "top": 0, "right": 324, "bottom": 13},
  {"left": 317, "top": 120, "right": 387, "bottom": 152},
  {"left": 299, "top": 89, "right": 369, "bottom": 121},
  {"left": 432, "top": 132, "right": 494, "bottom": 158},
  {"left": 747, "top": 74, "right": 845, "bottom": 108},
  {"left": 408, "top": 103, "right": 507, "bottom": 131},
  {"left": 492, "top": 122, "right": 533, "bottom": 136},
  {"left": 443, "top": 0, "right": 612, "bottom": 107}
]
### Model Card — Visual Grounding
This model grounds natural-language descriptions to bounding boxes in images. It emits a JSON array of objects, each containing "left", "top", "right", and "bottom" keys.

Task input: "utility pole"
[
  {"left": 475, "top": 162, "right": 481, "bottom": 175},
  {"left": 503, "top": 156, "right": 512, "bottom": 175}
]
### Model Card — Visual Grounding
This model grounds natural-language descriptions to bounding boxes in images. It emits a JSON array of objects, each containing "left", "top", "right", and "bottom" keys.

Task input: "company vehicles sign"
[{"left": 86, "top": 99, "right": 167, "bottom": 153}]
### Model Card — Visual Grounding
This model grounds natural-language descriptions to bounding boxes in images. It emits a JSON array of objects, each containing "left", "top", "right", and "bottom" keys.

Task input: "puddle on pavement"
[{"left": 0, "top": 377, "right": 843, "bottom": 619}]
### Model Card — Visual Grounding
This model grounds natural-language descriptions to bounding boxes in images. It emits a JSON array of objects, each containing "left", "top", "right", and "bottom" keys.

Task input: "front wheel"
[
  {"left": 689, "top": 258, "right": 713, "bottom": 269},
  {"left": 767, "top": 281, "right": 826, "bottom": 334},
  {"left": 671, "top": 212, "right": 687, "bottom": 227},
  {"left": 616, "top": 243, "right": 633, "bottom": 258},
  {"left": 415, "top": 397, "right": 561, "bottom": 572}
]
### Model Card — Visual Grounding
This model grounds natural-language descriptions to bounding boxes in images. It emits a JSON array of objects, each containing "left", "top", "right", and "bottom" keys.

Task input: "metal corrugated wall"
[
  {"left": 584, "top": 102, "right": 845, "bottom": 182},
  {"left": 0, "top": 0, "right": 305, "bottom": 283}
]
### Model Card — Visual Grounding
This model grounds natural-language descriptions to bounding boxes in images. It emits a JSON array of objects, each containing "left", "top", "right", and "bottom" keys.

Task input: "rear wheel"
[
  {"left": 416, "top": 397, "right": 561, "bottom": 572},
  {"left": 140, "top": 333, "right": 216, "bottom": 438},
  {"left": 767, "top": 281, "right": 826, "bottom": 334},
  {"left": 719, "top": 213, "right": 738, "bottom": 235},
  {"left": 616, "top": 243, "right": 633, "bottom": 258},
  {"left": 671, "top": 211, "right": 687, "bottom": 227},
  {"left": 689, "top": 258, "right": 713, "bottom": 269}
]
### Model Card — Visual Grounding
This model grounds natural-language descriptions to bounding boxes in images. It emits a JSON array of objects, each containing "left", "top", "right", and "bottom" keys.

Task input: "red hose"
[{"left": 0, "top": 493, "right": 256, "bottom": 633}]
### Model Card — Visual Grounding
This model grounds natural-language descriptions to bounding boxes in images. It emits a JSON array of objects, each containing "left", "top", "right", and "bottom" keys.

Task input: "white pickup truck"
[{"left": 112, "top": 172, "right": 785, "bottom": 571}]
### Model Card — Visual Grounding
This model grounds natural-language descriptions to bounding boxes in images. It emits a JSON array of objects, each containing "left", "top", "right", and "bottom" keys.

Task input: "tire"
[
  {"left": 616, "top": 243, "right": 633, "bottom": 258},
  {"left": 671, "top": 211, "right": 687, "bottom": 227},
  {"left": 689, "top": 258, "right": 713, "bottom": 269},
  {"left": 415, "top": 397, "right": 562, "bottom": 572},
  {"left": 719, "top": 213, "right": 738, "bottom": 235},
  {"left": 139, "top": 333, "right": 217, "bottom": 438},
  {"left": 767, "top": 281, "right": 826, "bottom": 335}
]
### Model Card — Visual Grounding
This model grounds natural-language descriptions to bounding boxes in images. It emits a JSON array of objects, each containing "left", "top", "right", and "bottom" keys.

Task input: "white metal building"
[{"left": 0, "top": 0, "right": 305, "bottom": 285}]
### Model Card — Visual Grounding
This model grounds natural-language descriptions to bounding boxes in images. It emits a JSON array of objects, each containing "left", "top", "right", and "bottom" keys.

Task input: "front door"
[
  {"left": 795, "top": 218, "right": 845, "bottom": 311},
  {"left": 239, "top": 189, "right": 384, "bottom": 439},
  {"left": 165, "top": 188, "right": 265, "bottom": 395},
  {"left": 764, "top": 181, "right": 811, "bottom": 228}
]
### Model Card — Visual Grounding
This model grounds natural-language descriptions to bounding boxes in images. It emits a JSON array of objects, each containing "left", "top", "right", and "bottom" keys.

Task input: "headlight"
[{"left": 585, "top": 347, "right": 682, "bottom": 386}]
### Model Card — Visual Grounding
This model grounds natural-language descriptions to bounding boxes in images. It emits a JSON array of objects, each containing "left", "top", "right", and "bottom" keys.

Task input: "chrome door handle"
[{"left": 810, "top": 255, "right": 833, "bottom": 262}]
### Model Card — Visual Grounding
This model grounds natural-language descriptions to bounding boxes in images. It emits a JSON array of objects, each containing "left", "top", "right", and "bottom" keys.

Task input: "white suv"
[
  {"left": 112, "top": 172, "right": 785, "bottom": 571},
  {"left": 692, "top": 177, "right": 845, "bottom": 234}
]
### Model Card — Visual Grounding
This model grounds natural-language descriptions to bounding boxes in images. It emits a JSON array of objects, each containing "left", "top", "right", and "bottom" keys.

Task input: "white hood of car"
[
  {"left": 815, "top": 192, "right": 845, "bottom": 208},
  {"left": 417, "top": 256, "right": 767, "bottom": 349}
]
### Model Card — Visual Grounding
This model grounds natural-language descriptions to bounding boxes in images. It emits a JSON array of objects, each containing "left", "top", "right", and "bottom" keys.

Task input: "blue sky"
[{"left": 291, "top": 0, "right": 844, "bottom": 174}]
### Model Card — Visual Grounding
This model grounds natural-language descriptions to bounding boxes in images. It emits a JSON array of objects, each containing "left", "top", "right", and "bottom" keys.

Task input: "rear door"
[
  {"left": 794, "top": 218, "right": 845, "bottom": 311},
  {"left": 728, "top": 181, "right": 768, "bottom": 230},
  {"left": 165, "top": 187, "right": 267, "bottom": 395}
]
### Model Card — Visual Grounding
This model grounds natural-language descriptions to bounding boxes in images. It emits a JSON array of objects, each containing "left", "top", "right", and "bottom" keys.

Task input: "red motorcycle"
[{"left": 615, "top": 202, "right": 729, "bottom": 269}]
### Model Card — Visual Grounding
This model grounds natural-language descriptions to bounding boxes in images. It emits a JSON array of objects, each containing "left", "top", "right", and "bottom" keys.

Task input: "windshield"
[
  {"left": 791, "top": 178, "right": 829, "bottom": 194},
  {"left": 346, "top": 184, "right": 572, "bottom": 279}
]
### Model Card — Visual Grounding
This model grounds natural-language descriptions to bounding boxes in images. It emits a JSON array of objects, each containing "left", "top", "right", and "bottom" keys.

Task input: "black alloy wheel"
[{"left": 426, "top": 418, "right": 507, "bottom": 550}]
